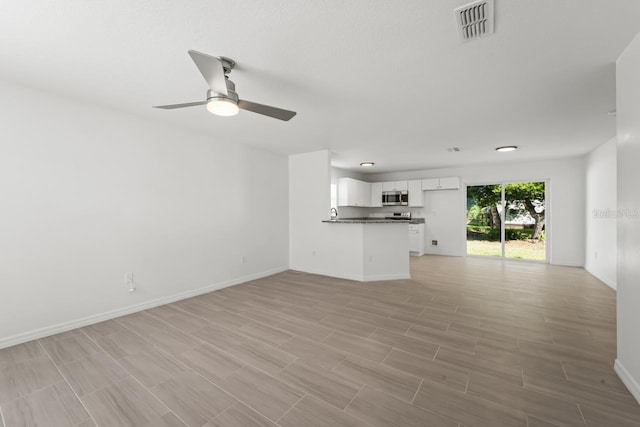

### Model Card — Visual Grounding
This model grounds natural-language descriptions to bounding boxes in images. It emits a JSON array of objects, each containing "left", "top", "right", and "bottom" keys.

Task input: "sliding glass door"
[{"left": 466, "top": 182, "right": 546, "bottom": 261}]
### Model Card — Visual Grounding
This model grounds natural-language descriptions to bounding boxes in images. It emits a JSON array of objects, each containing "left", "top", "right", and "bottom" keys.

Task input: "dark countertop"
[{"left": 322, "top": 218, "right": 425, "bottom": 224}]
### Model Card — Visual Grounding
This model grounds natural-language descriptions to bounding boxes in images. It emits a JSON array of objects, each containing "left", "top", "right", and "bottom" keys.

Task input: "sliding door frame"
[{"left": 464, "top": 179, "right": 550, "bottom": 263}]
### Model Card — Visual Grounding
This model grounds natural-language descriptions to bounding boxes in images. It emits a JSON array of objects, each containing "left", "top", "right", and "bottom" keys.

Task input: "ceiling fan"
[{"left": 153, "top": 50, "right": 296, "bottom": 121}]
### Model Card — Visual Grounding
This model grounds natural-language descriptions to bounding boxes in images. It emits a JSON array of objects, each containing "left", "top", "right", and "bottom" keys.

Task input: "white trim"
[
  {"left": 290, "top": 268, "right": 410, "bottom": 283},
  {"left": 615, "top": 359, "right": 640, "bottom": 404},
  {"left": 584, "top": 266, "right": 617, "bottom": 290},
  {"left": 0, "top": 266, "right": 288, "bottom": 350}
]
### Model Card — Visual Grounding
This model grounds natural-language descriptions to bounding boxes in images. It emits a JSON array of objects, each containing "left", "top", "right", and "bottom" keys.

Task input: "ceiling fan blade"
[
  {"left": 188, "top": 50, "right": 228, "bottom": 96},
  {"left": 238, "top": 100, "right": 297, "bottom": 121},
  {"left": 153, "top": 100, "right": 208, "bottom": 109}
]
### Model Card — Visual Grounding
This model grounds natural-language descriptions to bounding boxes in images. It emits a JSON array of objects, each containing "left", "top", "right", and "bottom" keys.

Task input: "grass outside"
[{"left": 467, "top": 239, "right": 545, "bottom": 260}]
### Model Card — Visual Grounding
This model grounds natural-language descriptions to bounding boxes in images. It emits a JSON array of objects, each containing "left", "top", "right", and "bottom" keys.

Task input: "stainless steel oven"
[{"left": 382, "top": 190, "right": 408, "bottom": 206}]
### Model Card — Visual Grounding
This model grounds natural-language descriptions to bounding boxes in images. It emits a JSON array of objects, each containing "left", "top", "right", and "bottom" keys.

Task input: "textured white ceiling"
[{"left": 1, "top": 1, "right": 639, "bottom": 173}]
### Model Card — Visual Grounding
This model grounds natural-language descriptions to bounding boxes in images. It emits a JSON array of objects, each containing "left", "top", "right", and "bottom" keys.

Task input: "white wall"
[
  {"left": 365, "top": 156, "right": 586, "bottom": 267},
  {"left": 0, "top": 81, "right": 289, "bottom": 348},
  {"left": 615, "top": 33, "right": 640, "bottom": 403},
  {"left": 584, "top": 138, "right": 617, "bottom": 289},
  {"left": 289, "top": 150, "right": 332, "bottom": 271}
]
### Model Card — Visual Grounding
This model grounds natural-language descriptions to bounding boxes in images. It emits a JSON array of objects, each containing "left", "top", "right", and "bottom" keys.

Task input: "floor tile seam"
[
  {"left": 359, "top": 381, "right": 462, "bottom": 427},
  {"left": 77, "top": 328, "right": 193, "bottom": 426},
  {"left": 419, "top": 383, "right": 530, "bottom": 424},
  {"left": 35, "top": 339, "right": 101, "bottom": 427},
  {"left": 110, "top": 318, "right": 311, "bottom": 425},
  {"left": 559, "top": 360, "right": 569, "bottom": 380},
  {"left": 126, "top": 304, "right": 303, "bottom": 371},
  {"left": 332, "top": 352, "right": 430, "bottom": 398},
  {"left": 366, "top": 330, "right": 441, "bottom": 358},
  {"left": 322, "top": 330, "right": 395, "bottom": 357},
  {"left": 410, "top": 378, "right": 424, "bottom": 404},
  {"left": 520, "top": 378, "right": 640, "bottom": 415},
  {"left": 431, "top": 345, "right": 441, "bottom": 362},
  {"left": 517, "top": 337, "right": 613, "bottom": 364},
  {"left": 464, "top": 384, "right": 587, "bottom": 426},
  {"left": 274, "top": 394, "right": 305, "bottom": 424},
  {"left": 219, "top": 380, "right": 307, "bottom": 425},
  {"left": 171, "top": 297, "right": 324, "bottom": 344},
  {"left": 206, "top": 400, "right": 241, "bottom": 425},
  {"left": 0, "top": 378, "right": 71, "bottom": 408},
  {"left": 576, "top": 403, "right": 588, "bottom": 425},
  {"left": 341, "top": 384, "right": 377, "bottom": 427}
]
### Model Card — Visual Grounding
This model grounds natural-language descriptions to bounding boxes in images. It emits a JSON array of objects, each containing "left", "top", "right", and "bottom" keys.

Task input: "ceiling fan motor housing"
[{"left": 207, "top": 78, "right": 238, "bottom": 103}]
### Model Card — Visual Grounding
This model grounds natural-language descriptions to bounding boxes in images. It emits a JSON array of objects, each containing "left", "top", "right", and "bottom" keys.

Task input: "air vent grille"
[
  {"left": 455, "top": 0, "right": 494, "bottom": 42},
  {"left": 448, "top": 147, "right": 462, "bottom": 152}
]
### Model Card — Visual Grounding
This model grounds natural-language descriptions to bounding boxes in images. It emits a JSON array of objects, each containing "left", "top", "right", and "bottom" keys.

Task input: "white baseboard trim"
[
  {"left": 362, "top": 273, "right": 411, "bottom": 282},
  {"left": 584, "top": 266, "right": 617, "bottom": 290},
  {"left": 0, "top": 266, "right": 288, "bottom": 350},
  {"left": 289, "top": 268, "right": 410, "bottom": 282},
  {"left": 615, "top": 359, "right": 640, "bottom": 404}
]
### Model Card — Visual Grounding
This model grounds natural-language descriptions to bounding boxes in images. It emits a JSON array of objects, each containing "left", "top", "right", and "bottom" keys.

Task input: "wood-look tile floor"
[{"left": 1, "top": 256, "right": 639, "bottom": 427}]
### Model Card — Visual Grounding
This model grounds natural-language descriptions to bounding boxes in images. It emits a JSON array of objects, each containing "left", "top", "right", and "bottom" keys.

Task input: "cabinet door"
[
  {"left": 360, "top": 181, "right": 371, "bottom": 207},
  {"left": 394, "top": 181, "right": 408, "bottom": 191},
  {"left": 439, "top": 177, "right": 460, "bottom": 190},
  {"left": 370, "top": 182, "right": 383, "bottom": 207},
  {"left": 421, "top": 178, "right": 439, "bottom": 191},
  {"left": 409, "top": 230, "right": 420, "bottom": 252},
  {"left": 338, "top": 177, "right": 359, "bottom": 206},
  {"left": 382, "top": 181, "right": 396, "bottom": 192},
  {"left": 408, "top": 180, "right": 423, "bottom": 206},
  {"left": 338, "top": 178, "right": 349, "bottom": 206}
]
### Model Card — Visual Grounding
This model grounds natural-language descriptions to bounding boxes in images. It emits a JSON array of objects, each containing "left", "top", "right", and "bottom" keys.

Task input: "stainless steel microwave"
[{"left": 382, "top": 190, "right": 408, "bottom": 206}]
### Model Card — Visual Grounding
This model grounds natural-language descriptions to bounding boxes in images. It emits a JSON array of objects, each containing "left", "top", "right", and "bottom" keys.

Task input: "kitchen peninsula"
[{"left": 321, "top": 217, "right": 423, "bottom": 281}]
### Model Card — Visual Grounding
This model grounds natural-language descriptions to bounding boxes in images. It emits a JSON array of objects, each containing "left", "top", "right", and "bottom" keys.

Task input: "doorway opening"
[{"left": 466, "top": 182, "right": 546, "bottom": 261}]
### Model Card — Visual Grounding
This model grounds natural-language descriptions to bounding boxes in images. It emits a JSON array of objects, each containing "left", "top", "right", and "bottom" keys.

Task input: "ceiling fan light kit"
[{"left": 153, "top": 50, "right": 296, "bottom": 121}]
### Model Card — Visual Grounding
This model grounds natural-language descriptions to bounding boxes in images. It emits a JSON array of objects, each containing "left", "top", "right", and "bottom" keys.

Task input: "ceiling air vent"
[
  {"left": 454, "top": 0, "right": 494, "bottom": 42},
  {"left": 448, "top": 147, "right": 462, "bottom": 152}
]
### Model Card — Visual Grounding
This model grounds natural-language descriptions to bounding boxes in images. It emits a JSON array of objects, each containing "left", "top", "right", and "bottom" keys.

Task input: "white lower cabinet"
[{"left": 409, "top": 223, "right": 425, "bottom": 256}]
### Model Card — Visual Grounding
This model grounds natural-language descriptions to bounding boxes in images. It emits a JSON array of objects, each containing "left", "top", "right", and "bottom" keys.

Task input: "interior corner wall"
[
  {"left": 584, "top": 138, "right": 617, "bottom": 289},
  {"left": 0, "top": 81, "right": 289, "bottom": 348},
  {"left": 615, "top": 32, "right": 640, "bottom": 403}
]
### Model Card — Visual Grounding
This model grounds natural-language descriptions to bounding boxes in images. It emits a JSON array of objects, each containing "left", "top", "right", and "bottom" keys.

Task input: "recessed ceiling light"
[
  {"left": 360, "top": 162, "right": 375, "bottom": 167},
  {"left": 495, "top": 146, "right": 518, "bottom": 152}
]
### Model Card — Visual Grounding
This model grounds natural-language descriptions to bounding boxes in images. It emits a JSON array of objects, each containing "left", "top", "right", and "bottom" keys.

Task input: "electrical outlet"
[
  {"left": 125, "top": 272, "right": 136, "bottom": 293},
  {"left": 594, "top": 251, "right": 598, "bottom": 259},
  {"left": 369, "top": 255, "right": 373, "bottom": 262},
  {"left": 240, "top": 256, "right": 246, "bottom": 263},
  {"left": 312, "top": 250, "right": 316, "bottom": 256},
  {"left": 431, "top": 240, "right": 438, "bottom": 246}
]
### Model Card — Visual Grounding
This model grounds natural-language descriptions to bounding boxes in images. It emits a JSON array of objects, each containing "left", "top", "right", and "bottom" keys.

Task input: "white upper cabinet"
[
  {"left": 439, "top": 177, "right": 461, "bottom": 190},
  {"left": 421, "top": 177, "right": 460, "bottom": 191},
  {"left": 370, "top": 182, "right": 383, "bottom": 207},
  {"left": 382, "top": 181, "right": 408, "bottom": 191},
  {"left": 338, "top": 177, "right": 371, "bottom": 207},
  {"left": 421, "top": 178, "right": 439, "bottom": 191},
  {"left": 407, "top": 179, "right": 423, "bottom": 206}
]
